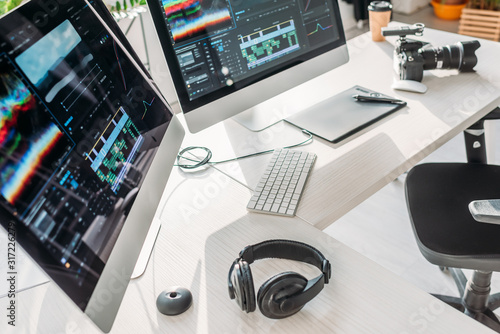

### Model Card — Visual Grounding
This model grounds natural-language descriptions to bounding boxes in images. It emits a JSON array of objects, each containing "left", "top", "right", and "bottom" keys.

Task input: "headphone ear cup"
[
  {"left": 257, "top": 271, "right": 308, "bottom": 319},
  {"left": 239, "top": 261, "right": 256, "bottom": 313}
]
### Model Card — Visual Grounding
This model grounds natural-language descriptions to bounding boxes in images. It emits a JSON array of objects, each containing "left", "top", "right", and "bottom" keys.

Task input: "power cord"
[{"left": 176, "top": 129, "right": 313, "bottom": 170}]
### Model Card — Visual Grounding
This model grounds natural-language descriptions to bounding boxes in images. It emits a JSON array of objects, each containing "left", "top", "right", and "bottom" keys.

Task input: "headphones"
[{"left": 227, "top": 239, "right": 331, "bottom": 319}]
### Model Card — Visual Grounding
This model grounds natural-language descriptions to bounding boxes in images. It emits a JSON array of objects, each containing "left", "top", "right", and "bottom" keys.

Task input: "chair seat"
[{"left": 405, "top": 163, "right": 500, "bottom": 272}]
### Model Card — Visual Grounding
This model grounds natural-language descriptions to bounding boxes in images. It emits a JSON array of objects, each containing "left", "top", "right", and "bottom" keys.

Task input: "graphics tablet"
[{"left": 286, "top": 86, "right": 406, "bottom": 143}]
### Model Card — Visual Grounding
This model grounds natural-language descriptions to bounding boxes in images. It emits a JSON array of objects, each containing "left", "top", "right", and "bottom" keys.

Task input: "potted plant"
[
  {"left": 431, "top": 0, "right": 469, "bottom": 20},
  {"left": 0, "top": 0, "right": 23, "bottom": 15},
  {"left": 459, "top": 0, "right": 500, "bottom": 40},
  {"left": 467, "top": 0, "right": 500, "bottom": 9},
  {"left": 106, "top": 0, "right": 147, "bottom": 20}
]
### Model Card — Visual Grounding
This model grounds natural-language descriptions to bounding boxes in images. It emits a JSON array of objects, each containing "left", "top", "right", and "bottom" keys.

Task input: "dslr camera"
[{"left": 381, "top": 23, "right": 480, "bottom": 82}]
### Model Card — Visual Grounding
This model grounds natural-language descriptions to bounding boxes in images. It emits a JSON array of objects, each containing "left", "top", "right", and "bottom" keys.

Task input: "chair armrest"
[
  {"left": 464, "top": 107, "right": 500, "bottom": 164},
  {"left": 469, "top": 200, "right": 500, "bottom": 225}
]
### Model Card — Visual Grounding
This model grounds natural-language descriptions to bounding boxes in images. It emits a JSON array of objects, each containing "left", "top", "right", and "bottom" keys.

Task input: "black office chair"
[{"left": 405, "top": 109, "right": 500, "bottom": 333}]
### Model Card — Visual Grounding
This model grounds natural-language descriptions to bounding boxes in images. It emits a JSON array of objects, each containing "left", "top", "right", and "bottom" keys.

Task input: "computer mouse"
[{"left": 391, "top": 80, "right": 428, "bottom": 93}]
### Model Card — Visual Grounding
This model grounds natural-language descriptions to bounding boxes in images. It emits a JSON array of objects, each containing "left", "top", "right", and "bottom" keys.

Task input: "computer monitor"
[
  {"left": 147, "top": 0, "right": 349, "bottom": 132},
  {"left": 0, "top": 0, "right": 184, "bottom": 332}
]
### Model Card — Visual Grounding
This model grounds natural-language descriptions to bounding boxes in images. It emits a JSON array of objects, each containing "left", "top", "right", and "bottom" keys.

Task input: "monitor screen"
[
  {"left": 148, "top": 0, "right": 349, "bottom": 132},
  {"left": 0, "top": 0, "right": 184, "bottom": 331}
]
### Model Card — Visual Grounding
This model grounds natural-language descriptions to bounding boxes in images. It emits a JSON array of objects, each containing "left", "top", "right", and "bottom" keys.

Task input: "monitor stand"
[
  {"left": 231, "top": 101, "right": 301, "bottom": 132},
  {"left": 230, "top": 85, "right": 322, "bottom": 132},
  {"left": 131, "top": 217, "right": 162, "bottom": 279}
]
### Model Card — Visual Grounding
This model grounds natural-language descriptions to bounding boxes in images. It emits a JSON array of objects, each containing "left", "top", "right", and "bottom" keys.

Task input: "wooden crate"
[{"left": 458, "top": 8, "right": 500, "bottom": 41}]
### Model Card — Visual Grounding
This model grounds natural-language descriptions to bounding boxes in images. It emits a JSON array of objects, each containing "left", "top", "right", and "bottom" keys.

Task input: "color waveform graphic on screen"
[
  {"left": 142, "top": 97, "right": 155, "bottom": 119},
  {"left": 304, "top": 0, "right": 312, "bottom": 11},
  {"left": 307, "top": 23, "right": 334, "bottom": 36},
  {"left": 0, "top": 74, "right": 36, "bottom": 148},
  {"left": 162, "top": 0, "right": 233, "bottom": 43},
  {"left": 1, "top": 124, "right": 63, "bottom": 205},
  {"left": 240, "top": 20, "right": 300, "bottom": 69}
]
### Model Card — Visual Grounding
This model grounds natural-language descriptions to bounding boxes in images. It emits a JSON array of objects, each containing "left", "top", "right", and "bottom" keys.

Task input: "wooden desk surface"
[
  {"left": 6, "top": 169, "right": 495, "bottom": 333},
  {"left": 181, "top": 25, "right": 500, "bottom": 230}
]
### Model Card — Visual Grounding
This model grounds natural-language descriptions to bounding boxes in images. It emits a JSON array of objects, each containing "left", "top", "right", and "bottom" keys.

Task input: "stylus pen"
[{"left": 352, "top": 95, "right": 406, "bottom": 105}]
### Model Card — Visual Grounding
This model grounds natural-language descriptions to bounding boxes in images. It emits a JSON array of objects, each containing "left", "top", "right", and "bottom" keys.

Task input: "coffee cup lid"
[{"left": 368, "top": 1, "right": 392, "bottom": 11}]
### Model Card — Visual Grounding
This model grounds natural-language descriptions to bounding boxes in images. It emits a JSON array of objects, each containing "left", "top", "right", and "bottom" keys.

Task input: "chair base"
[{"left": 434, "top": 267, "right": 500, "bottom": 332}]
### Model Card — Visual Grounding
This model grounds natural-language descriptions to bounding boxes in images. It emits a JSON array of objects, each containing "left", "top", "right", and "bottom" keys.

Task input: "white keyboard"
[{"left": 246, "top": 149, "right": 316, "bottom": 217}]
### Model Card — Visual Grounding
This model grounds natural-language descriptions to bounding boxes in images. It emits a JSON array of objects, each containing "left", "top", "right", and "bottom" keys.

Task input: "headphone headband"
[{"left": 238, "top": 239, "right": 331, "bottom": 283}]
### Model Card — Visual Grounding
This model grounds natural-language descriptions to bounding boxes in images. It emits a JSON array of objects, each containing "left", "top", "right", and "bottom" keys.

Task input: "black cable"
[{"left": 176, "top": 129, "right": 313, "bottom": 170}]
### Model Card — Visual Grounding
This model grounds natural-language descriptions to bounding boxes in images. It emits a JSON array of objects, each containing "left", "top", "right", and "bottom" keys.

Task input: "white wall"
[{"left": 338, "top": 1, "right": 358, "bottom": 32}]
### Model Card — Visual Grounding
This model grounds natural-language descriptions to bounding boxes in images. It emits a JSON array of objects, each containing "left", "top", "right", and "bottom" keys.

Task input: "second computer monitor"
[{"left": 148, "top": 0, "right": 349, "bottom": 132}]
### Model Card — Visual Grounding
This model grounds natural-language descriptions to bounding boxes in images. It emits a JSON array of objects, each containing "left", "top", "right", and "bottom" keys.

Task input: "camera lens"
[{"left": 419, "top": 40, "right": 480, "bottom": 72}]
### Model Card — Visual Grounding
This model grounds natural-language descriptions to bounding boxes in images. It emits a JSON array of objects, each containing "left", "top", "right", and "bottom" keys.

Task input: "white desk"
[
  {"left": 3, "top": 25, "right": 500, "bottom": 333},
  {"left": 182, "top": 23, "right": 500, "bottom": 230},
  {"left": 6, "top": 169, "right": 496, "bottom": 333}
]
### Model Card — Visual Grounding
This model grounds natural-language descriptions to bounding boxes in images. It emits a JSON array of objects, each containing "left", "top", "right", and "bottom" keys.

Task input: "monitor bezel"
[
  {"left": 73, "top": 2, "right": 186, "bottom": 332},
  {"left": 86, "top": 5, "right": 186, "bottom": 329},
  {"left": 84, "top": 115, "right": 184, "bottom": 333}
]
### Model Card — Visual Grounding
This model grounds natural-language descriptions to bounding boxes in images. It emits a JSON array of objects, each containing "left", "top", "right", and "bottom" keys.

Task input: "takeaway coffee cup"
[{"left": 368, "top": 1, "right": 392, "bottom": 42}]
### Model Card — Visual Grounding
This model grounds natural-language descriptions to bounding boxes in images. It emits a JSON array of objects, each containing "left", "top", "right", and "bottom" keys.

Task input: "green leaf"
[{"left": 0, "top": 0, "right": 23, "bottom": 15}]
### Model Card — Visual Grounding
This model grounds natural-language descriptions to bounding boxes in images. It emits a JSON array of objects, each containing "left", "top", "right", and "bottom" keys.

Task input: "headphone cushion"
[
  {"left": 257, "top": 271, "right": 308, "bottom": 319},
  {"left": 240, "top": 261, "right": 256, "bottom": 312}
]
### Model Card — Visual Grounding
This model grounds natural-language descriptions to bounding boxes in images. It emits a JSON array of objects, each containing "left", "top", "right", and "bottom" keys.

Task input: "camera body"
[{"left": 381, "top": 23, "right": 481, "bottom": 82}]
